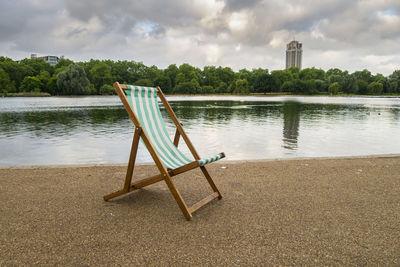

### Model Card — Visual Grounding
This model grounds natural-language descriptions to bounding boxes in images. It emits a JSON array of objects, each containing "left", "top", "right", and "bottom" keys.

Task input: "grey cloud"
[
  {"left": 223, "top": 0, "right": 261, "bottom": 11},
  {"left": 0, "top": 0, "right": 399, "bottom": 75},
  {"left": 0, "top": 1, "right": 47, "bottom": 41},
  {"left": 65, "top": 0, "right": 204, "bottom": 29}
]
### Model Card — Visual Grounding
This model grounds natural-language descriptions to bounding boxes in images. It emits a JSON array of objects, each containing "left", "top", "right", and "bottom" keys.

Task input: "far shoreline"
[{"left": 2, "top": 92, "right": 400, "bottom": 98}]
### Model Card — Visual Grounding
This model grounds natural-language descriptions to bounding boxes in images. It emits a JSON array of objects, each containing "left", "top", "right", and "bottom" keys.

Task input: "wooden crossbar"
[
  {"left": 104, "top": 173, "right": 165, "bottom": 200},
  {"left": 188, "top": 192, "right": 220, "bottom": 214}
]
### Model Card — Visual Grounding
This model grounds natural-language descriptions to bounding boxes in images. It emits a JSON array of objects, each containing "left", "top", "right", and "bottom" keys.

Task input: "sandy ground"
[{"left": 0, "top": 155, "right": 399, "bottom": 266}]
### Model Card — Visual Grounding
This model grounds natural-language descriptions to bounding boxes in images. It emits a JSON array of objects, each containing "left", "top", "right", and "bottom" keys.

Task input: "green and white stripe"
[
  {"left": 199, "top": 153, "right": 224, "bottom": 166},
  {"left": 126, "top": 85, "right": 224, "bottom": 169}
]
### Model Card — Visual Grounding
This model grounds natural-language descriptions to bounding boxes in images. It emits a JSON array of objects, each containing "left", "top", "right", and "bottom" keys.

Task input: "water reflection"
[
  {"left": 282, "top": 101, "right": 300, "bottom": 150},
  {"left": 0, "top": 96, "right": 400, "bottom": 165},
  {"left": 0, "top": 108, "right": 130, "bottom": 138}
]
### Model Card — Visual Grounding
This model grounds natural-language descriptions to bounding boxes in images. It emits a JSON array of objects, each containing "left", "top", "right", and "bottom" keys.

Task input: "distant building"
[
  {"left": 30, "top": 54, "right": 63, "bottom": 66},
  {"left": 285, "top": 40, "right": 302, "bottom": 69}
]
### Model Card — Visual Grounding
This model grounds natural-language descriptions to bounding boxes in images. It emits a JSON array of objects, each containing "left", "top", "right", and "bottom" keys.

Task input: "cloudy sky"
[{"left": 1, "top": 0, "right": 399, "bottom": 75}]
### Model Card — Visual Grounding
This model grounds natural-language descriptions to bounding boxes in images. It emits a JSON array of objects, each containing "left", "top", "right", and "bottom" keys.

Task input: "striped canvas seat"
[{"left": 125, "top": 85, "right": 224, "bottom": 169}]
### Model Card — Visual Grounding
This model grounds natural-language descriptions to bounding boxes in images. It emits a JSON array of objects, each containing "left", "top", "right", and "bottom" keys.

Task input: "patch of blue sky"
[
  {"left": 381, "top": 8, "right": 398, "bottom": 16},
  {"left": 135, "top": 21, "right": 158, "bottom": 35}
]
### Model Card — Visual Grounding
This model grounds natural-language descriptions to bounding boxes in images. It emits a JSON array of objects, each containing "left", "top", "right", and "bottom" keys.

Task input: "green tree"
[
  {"left": 126, "top": 61, "right": 150, "bottom": 83},
  {"left": 388, "top": 70, "right": 400, "bottom": 93},
  {"left": 357, "top": 80, "right": 369, "bottom": 94},
  {"left": 110, "top": 60, "right": 126, "bottom": 83},
  {"left": 252, "top": 69, "right": 273, "bottom": 93},
  {"left": 0, "top": 67, "right": 15, "bottom": 94},
  {"left": 328, "top": 82, "right": 340, "bottom": 95},
  {"left": 326, "top": 68, "right": 344, "bottom": 77},
  {"left": 54, "top": 58, "right": 74, "bottom": 69},
  {"left": 353, "top": 69, "right": 372, "bottom": 83},
  {"left": 367, "top": 81, "right": 383, "bottom": 95},
  {"left": 216, "top": 67, "right": 235, "bottom": 85},
  {"left": 372, "top": 73, "right": 389, "bottom": 93},
  {"left": 342, "top": 74, "right": 358, "bottom": 94},
  {"left": 299, "top": 67, "right": 325, "bottom": 80},
  {"left": 237, "top": 69, "right": 251, "bottom": 81},
  {"left": 143, "top": 65, "right": 162, "bottom": 82},
  {"left": 80, "top": 59, "right": 100, "bottom": 80},
  {"left": 0, "top": 56, "right": 12, "bottom": 62},
  {"left": 19, "top": 58, "right": 53, "bottom": 76},
  {"left": 56, "top": 64, "right": 90, "bottom": 95},
  {"left": 175, "top": 64, "right": 201, "bottom": 86},
  {"left": 0, "top": 60, "right": 34, "bottom": 90},
  {"left": 286, "top": 67, "right": 300, "bottom": 79},
  {"left": 281, "top": 81, "right": 292, "bottom": 93},
  {"left": 327, "top": 68, "right": 346, "bottom": 88},
  {"left": 46, "top": 75, "right": 58, "bottom": 95},
  {"left": 2, "top": 55, "right": 399, "bottom": 97},
  {"left": 37, "top": 70, "right": 51, "bottom": 91},
  {"left": 216, "top": 81, "right": 228, "bottom": 93},
  {"left": 202, "top": 66, "right": 219, "bottom": 88},
  {"left": 303, "top": 79, "right": 318, "bottom": 94},
  {"left": 164, "top": 64, "right": 179, "bottom": 89},
  {"left": 281, "top": 79, "right": 305, "bottom": 94},
  {"left": 270, "top": 70, "right": 293, "bottom": 92},
  {"left": 89, "top": 62, "right": 113, "bottom": 93},
  {"left": 19, "top": 76, "right": 42, "bottom": 92},
  {"left": 233, "top": 79, "right": 249, "bottom": 95},
  {"left": 314, "top": 79, "right": 328, "bottom": 93},
  {"left": 153, "top": 75, "right": 172, "bottom": 93}
]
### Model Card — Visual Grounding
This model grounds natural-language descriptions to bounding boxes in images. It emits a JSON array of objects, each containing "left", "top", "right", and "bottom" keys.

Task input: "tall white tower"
[{"left": 285, "top": 40, "right": 302, "bottom": 69}]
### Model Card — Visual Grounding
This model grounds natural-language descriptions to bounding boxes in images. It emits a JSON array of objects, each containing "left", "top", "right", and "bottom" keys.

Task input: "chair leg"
[
  {"left": 200, "top": 166, "right": 222, "bottom": 199},
  {"left": 123, "top": 128, "right": 141, "bottom": 191},
  {"left": 163, "top": 174, "right": 192, "bottom": 220},
  {"left": 104, "top": 128, "right": 141, "bottom": 201}
]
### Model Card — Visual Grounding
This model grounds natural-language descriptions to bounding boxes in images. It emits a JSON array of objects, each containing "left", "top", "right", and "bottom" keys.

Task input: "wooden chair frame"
[{"left": 104, "top": 82, "right": 223, "bottom": 220}]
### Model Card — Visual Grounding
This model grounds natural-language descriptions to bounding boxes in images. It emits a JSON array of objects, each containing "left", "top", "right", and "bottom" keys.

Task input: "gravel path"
[{"left": 1, "top": 156, "right": 399, "bottom": 265}]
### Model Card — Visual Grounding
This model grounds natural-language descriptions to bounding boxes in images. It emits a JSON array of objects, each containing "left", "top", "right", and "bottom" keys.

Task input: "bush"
[
  {"left": 88, "top": 84, "right": 97, "bottom": 95},
  {"left": 173, "top": 81, "right": 198, "bottom": 94},
  {"left": 99, "top": 84, "right": 115, "bottom": 95},
  {"left": 200, "top": 85, "right": 214, "bottom": 94}
]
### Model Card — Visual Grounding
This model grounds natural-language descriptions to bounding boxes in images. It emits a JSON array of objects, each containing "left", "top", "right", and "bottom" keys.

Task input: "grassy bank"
[
  {"left": 2, "top": 91, "right": 400, "bottom": 98},
  {"left": 3, "top": 92, "right": 51, "bottom": 97}
]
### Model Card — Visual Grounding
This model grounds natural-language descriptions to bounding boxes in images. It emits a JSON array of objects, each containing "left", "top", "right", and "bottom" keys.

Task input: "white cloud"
[
  {"left": 204, "top": 44, "right": 221, "bottom": 64},
  {"left": 228, "top": 11, "right": 249, "bottom": 32},
  {"left": 269, "top": 30, "right": 290, "bottom": 48}
]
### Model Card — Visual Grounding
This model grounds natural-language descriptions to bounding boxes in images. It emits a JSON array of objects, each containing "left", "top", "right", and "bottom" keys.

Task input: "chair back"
[{"left": 124, "top": 85, "right": 192, "bottom": 169}]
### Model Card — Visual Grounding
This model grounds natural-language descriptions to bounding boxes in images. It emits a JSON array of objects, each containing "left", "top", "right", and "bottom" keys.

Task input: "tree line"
[{"left": 1, "top": 56, "right": 400, "bottom": 96}]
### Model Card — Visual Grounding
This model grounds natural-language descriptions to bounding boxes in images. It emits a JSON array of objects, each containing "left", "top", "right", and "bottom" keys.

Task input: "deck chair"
[{"left": 104, "top": 82, "right": 225, "bottom": 220}]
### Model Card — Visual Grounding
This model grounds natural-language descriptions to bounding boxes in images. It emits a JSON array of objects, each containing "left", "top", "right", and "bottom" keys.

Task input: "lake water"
[{"left": 0, "top": 95, "right": 400, "bottom": 166}]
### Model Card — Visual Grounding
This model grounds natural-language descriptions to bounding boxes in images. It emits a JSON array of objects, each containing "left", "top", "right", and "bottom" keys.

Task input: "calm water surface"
[{"left": 1, "top": 95, "right": 400, "bottom": 166}]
